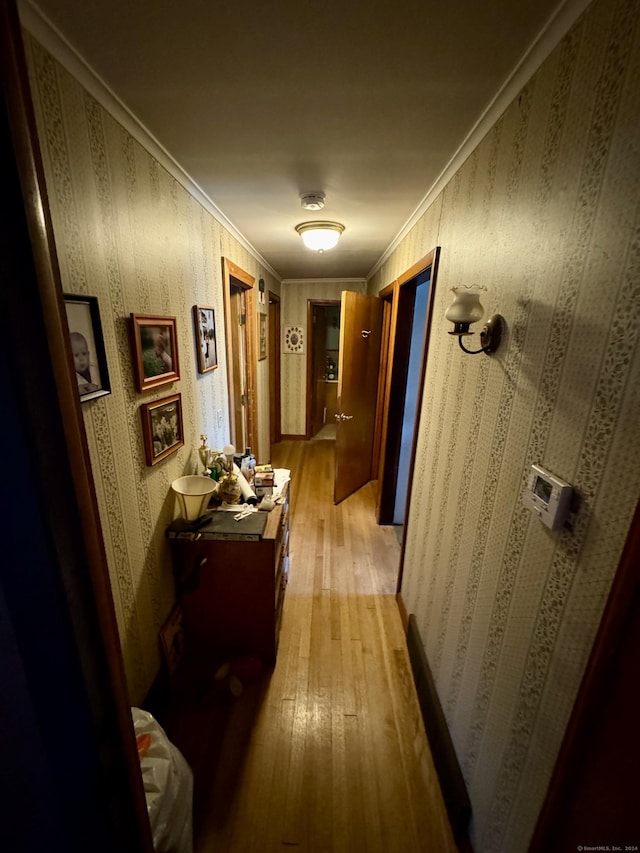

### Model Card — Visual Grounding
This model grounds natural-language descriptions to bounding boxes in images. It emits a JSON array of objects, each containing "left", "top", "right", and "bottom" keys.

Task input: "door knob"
[{"left": 334, "top": 412, "right": 354, "bottom": 422}]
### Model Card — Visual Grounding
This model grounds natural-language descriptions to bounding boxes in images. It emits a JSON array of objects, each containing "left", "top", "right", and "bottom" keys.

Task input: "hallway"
[{"left": 168, "top": 439, "right": 456, "bottom": 852}]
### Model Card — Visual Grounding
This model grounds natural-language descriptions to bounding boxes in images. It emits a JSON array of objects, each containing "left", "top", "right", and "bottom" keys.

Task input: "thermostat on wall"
[{"left": 523, "top": 464, "right": 572, "bottom": 530}]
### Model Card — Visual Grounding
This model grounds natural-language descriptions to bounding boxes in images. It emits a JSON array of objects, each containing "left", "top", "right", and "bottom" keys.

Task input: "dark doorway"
[
  {"left": 376, "top": 248, "right": 440, "bottom": 535},
  {"left": 393, "top": 270, "right": 431, "bottom": 525},
  {"left": 306, "top": 300, "right": 341, "bottom": 439}
]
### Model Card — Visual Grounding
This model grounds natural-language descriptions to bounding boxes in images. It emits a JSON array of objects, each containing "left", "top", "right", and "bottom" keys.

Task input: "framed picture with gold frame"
[
  {"left": 130, "top": 313, "right": 180, "bottom": 392},
  {"left": 258, "top": 312, "right": 267, "bottom": 360},
  {"left": 140, "top": 393, "right": 184, "bottom": 466}
]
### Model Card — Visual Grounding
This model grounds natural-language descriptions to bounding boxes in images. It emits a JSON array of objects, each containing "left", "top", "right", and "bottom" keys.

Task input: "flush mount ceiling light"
[
  {"left": 295, "top": 221, "right": 345, "bottom": 253},
  {"left": 445, "top": 284, "right": 504, "bottom": 355}
]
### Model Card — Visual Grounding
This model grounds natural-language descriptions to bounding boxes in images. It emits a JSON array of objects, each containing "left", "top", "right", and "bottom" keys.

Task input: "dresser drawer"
[{"left": 168, "top": 477, "right": 291, "bottom": 665}]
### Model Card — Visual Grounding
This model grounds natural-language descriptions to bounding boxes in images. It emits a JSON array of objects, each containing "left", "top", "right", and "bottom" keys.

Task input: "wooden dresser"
[{"left": 167, "top": 480, "right": 290, "bottom": 666}]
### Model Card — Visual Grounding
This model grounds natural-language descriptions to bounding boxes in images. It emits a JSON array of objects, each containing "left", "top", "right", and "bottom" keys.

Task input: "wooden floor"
[{"left": 166, "top": 440, "right": 456, "bottom": 852}]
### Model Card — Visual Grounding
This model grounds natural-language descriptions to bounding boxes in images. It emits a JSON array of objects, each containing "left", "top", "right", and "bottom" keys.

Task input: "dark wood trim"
[
  {"left": 268, "top": 291, "right": 282, "bottom": 448},
  {"left": 396, "top": 251, "right": 438, "bottom": 287},
  {"left": 396, "top": 591, "right": 409, "bottom": 632},
  {"left": 305, "top": 299, "right": 314, "bottom": 439},
  {"left": 395, "top": 248, "right": 440, "bottom": 593},
  {"left": 223, "top": 257, "right": 255, "bottom": 288},
  {"left": 372, "top": 299, "right": 393, "bottom": 479},
  {"left": 378, "top": 279, "right": 397, "bottom": 300},
  {"left": 222, "top": 258, "right": 259, "bottom": 460},
  {"left": 405, "top": 615, "right": 472, "bottom": 844},
  {"left": 375, "top": 247, "right": 440, "bottom": 532},
  {"left": 1, "top": 1, "right": 153, "bottom": 848},
  {"left": 530, "top": 495, "right": 640, "bottom": 850},
  {"left": 280, "top": 434, "right": 309, "bottom": 441}
]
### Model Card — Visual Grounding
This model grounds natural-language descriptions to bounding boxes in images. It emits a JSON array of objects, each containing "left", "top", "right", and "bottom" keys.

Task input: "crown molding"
[
  {"left": 281, "top": 278, "right": 367, "bottom": 285},
  {"left": 18, "top": 0, "right": 281, "bottom": 282},
  {"left": 19, "top": 0, "right": 593, "bottom": 287},
  {"left": 367, "top": 0, "right": 594, "bottom": 280}
]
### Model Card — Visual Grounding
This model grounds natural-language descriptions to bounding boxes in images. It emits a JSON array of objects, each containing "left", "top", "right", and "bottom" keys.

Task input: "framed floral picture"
[
  {"left": 258, "top": 312, "right": 267, "bottom": 360},
  {"left": 64, "top": 294, "right": 111, "bottom": 403},
  {"left": 193, "top": 305, "right": 218, "bottom": 373},
  {"left": 130, "top": 314, "right": 180, "bottom": 392},
  {"left": 140, "top": 393, "right": 184, "bottom": 466}
]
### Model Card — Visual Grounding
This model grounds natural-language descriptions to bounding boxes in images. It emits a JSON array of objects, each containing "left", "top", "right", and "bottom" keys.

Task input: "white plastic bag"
[{"left": 132, "top": 707, "right": 193, "bottom": 853}]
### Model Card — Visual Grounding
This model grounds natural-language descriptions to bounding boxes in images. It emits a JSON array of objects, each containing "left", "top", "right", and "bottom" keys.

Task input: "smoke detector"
[{"left": 300, "top": 192, "right": 326, "bottom": 211}]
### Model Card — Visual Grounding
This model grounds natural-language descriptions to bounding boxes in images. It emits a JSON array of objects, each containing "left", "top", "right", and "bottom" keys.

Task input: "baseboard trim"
[
  {"left": 405, "top": 614, "right": 472, "bottom": 845},
  {"left": 396, "top": 592, "right": 409, "bottom": 632}
]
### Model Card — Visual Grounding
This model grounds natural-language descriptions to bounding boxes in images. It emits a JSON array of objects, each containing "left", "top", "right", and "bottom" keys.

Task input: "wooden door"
[
  {"left": 334, "top": 292, "right": 383, "bottom": 504},
  {"left": 2, "top": 3, "right": 153, "bottom": 846},
  {"left": 530, "top": 496, "right": 640, "bottom": 850}
]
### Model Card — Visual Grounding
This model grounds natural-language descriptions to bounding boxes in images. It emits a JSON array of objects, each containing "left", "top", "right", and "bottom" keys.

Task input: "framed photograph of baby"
[
  {"left": 130, "top": 314, "right": 180, "bottom": 392},
  {"left": 64, "top": 294, "right": 111, "bottom": 403},
  {"left": 193, "top": 305, "right": 218, "bottom": 374},
  {"left": 140, "top": 393, "right": 184, "bottom": 466}
]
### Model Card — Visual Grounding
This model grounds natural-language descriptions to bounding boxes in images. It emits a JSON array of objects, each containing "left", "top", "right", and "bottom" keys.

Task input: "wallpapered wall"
[
  {"left": 24, "top": 34, "right": 278, "bottom": 705},
  {"left": 281, "top": 278, "right": 365, "bottom": 435},
  {"left": 368, "top": 0, "right": 640, "bottom": 849}
]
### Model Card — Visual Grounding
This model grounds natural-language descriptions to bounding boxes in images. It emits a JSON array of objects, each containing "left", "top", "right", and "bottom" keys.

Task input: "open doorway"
[
  {"left": 375, "top": 248, "right": 440, "bottom": 553},
  {"left": 393, "top": 270, "right": 431, "bottom": 526},
  {"left": 221, "top": 258, "right": 258, "bottom": 459},
  {"left": 306, "top": 300, "right": 341, "bottom": 440}
]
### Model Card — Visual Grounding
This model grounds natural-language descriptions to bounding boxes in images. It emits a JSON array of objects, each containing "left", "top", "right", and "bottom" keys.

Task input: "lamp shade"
[
  {"left": 295, "top": 221, "right": 344, "bottom": 252},
  {"left": 171, "top": 475, "right": 216, "bottom": 521},
  {"left": 445, "top": 285, "right": 486, "bottom": 334}
]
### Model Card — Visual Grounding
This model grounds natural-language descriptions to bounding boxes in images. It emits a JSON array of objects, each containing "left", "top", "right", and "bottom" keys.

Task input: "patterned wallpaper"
[
  {"left": 369, "top": 0, "right": 640, "bottom": 849},
  {"left": 23, "top": 34, "right": 279, "bottom": 705},
  {"left": 281, "top": 279, "right": 366, "bottom": 435},
  {"left": 21, "top": 0, "right": 640, "bottom": 846}
]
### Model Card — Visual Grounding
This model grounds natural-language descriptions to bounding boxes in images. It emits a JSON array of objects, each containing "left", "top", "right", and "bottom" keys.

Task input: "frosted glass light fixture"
[
  {"left": 295, "top": 221, "right": 345, "bottom": 252},
  {"left": 445, "top": 284, "right": 504, "bottom": 355}
]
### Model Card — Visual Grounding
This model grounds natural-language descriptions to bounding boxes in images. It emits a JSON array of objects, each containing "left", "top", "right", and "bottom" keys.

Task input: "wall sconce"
[
  {"left": 445, "top": 285, "right": 504, "bottom": 354},
  {"left": 295, "top": 221, "right": 345, "bottom": 252}
]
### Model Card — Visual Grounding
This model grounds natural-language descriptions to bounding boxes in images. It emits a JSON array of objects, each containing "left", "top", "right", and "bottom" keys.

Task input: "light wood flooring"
[{"left": 166, "top": 439, "right": 456, "bottom": 852}]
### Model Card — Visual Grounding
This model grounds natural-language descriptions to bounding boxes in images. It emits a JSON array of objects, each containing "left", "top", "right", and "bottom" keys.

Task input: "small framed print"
[
  {"left": 64, "top": 294, "right": 111, "bottom": 403},
  {"left": 140, "top": 392, "right": 184, "bottom": 466},
  {"left": 193, "top": 305, "right": 218, "bottom": 373},
  {"left": 130, "top": 314, "right": 180, "bottom": 392},
  {"left": 258, "top": 312, "right": 267, "bottom": 360}
]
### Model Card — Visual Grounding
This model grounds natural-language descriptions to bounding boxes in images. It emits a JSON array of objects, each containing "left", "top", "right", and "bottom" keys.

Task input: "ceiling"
[{"left": 23, "top": 0, "right": 572, "bottom": 280}]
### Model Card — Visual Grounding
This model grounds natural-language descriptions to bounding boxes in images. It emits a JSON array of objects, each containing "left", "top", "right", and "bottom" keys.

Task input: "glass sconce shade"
[
  {"left": 295, "top": 221, "right": 345, "bottom": 252},
  {"left": 445, "top": 285, "right": 487, "bottom": 335}
]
